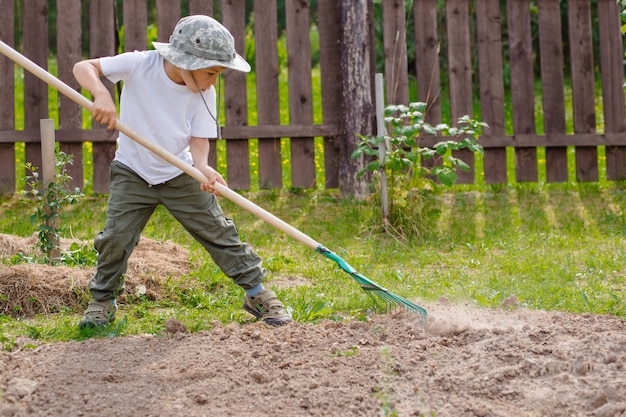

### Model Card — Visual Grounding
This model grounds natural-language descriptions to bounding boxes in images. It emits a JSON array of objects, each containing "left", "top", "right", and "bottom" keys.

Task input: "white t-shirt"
[{"left": 100, "top": 50, "right": 217, "bottom": 185}]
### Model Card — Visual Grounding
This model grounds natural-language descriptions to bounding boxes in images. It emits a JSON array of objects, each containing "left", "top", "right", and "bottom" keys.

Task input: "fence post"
[
  {"left": 375, "top": 74, "right": 390, "bottom": 223},
  {"left": 40, "top": 119, "right": 60, "bottom": 262}
]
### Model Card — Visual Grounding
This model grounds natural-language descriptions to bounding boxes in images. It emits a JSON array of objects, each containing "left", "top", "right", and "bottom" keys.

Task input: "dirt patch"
[{"left": 1, "top": 235, "right": 626, "bottom": 416}]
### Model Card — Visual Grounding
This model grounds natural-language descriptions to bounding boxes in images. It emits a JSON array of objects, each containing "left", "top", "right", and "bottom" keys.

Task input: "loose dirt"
[{"left": 1, "top": 234, "right": 625, "bottom": 417}]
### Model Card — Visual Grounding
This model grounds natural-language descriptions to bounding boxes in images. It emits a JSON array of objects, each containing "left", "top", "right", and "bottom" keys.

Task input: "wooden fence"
[{"left": 0, "top": 0, "right": 624, "bottom": 196}]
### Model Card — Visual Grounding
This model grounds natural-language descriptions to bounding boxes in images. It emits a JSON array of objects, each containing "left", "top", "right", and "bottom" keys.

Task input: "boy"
[{"left": 73, "top": 15, "right": 292, "bottom": 328}]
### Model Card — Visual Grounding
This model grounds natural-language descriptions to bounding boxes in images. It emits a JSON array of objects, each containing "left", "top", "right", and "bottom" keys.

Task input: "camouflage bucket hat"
[{"left": 153, "top": 15, "right": 250, "bottom": 72}]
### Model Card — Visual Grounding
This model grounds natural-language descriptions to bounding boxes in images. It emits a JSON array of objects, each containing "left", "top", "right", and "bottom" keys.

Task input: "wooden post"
[
  {"left": 40, "top": 119, "right": 60, "bottom": 262},
  {"left": 375, "top": 74, "right": 390, "bottom": 223}
]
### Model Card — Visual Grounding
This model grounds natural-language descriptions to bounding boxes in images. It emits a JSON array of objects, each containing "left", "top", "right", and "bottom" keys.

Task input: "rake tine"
[{"left": 316, "top": 245, "right": 427, "bottom": 321}]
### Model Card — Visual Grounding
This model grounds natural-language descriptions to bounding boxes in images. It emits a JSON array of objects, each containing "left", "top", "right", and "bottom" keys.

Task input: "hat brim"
[{"left": 153, "top": 42, "right": 251, "bottom": 73}]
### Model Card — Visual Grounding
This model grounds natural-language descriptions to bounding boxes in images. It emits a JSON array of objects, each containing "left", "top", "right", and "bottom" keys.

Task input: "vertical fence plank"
[
  {"left": 123, "top": 0, "right": 148, "bottom": 52},
  {"left": 446, "top": 0, "right": 474, "bottom": 183},
  {"left": 368, "top": 0, "right": 377, "bottom": 118},
  {"left": 253, "top": 0, "right": 282, "bottom": 189},
  {"left": 189, "top": 0, "right": 217, "bottom": 170},
  {"left": 508, "top": 0, "right": 537, "bottom": 182},
  {"left": 568, "top": 0, "right": 597, "bottom": 182},
  {"left": 538, "top": 0, "right": 568, "bottom": 182},
  {"left": 413, "top": 0, "right": 441, "bottom": 174},
  {"left": 0, "top": 0, "right": 15, "bottom": 194},
  {"left": 23, "top": 0, "right": 48, "bottom": 172},
  {"left": 413, "top": 0, "right": 442, "bottom": 124},
  {"left": 476, "top": 0, "right": 507, "bottom": 184},
  {"left": 598, "top": 0, "right": 626, "bottom": 180},
  {"left": 222, "top": 0, "right": 250, "bottom": 189},
  {"left": 56, "top": 0, "right": 84, "bottom": 191},
  {"left": 317, "top": 0, "right": 342, "bottom": 189},
  {"left": 156, "top": 0, "right": 181, "bottom": 42},
  {"left": 190, "top": 0, "right": 214, "bottom": 16},
  {"left": 286, "top": 0, "right": 315, "bottom": 188},
  {"left": 382, "top": 0, "right": 409, "bottom": 106},
  {"left": 90, "top": 0, "right": 117, "bottom": 193}
]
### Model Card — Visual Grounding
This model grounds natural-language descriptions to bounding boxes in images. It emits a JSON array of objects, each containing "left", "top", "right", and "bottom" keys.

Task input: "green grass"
[{"left": 1, "top": 181, "right": 626, "bottom": 348}]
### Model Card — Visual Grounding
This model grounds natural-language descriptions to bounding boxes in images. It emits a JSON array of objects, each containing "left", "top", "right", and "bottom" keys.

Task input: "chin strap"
[{"left": 191, "top": 72, "right": 222, "bottom": 140}]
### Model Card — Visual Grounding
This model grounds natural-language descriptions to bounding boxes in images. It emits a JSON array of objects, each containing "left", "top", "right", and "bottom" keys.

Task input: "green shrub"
[{"left": 352, "top": 102, "right": 485, "bottom": 239}]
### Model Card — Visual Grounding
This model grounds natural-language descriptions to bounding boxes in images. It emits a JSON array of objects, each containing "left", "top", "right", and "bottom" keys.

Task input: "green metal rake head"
[{"left": 316, "top": 245, "right": 428, "bottom": 323}]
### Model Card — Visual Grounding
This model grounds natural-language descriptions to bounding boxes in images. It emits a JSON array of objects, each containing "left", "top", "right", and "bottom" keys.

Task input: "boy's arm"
[
  {"left": 72, "top": 58, "right": 117, "bottom": 130},
  {"left": 189, "top": 136, "right": 227, "bottom": 194}
]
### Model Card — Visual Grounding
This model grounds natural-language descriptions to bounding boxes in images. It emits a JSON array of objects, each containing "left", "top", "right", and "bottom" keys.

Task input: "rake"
[{"left": 0, "top": 40, "right": 427, "bottom": 321}]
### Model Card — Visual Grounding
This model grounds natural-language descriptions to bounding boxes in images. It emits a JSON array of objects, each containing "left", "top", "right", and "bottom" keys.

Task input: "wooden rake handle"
[{"left": 0, "top": 40, "right": 320, "bottom": 250}]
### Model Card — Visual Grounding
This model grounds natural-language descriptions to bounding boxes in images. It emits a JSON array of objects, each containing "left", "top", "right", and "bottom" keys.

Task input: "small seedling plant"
[
  {"left": 23, "top": 151, "right": 85, "bottom": 265},
  {"left": 352, "top": 102, "right": 486, "bottom": 238}
]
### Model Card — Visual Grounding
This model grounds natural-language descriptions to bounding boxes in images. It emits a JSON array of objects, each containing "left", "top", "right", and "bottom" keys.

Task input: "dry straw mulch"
[{"left": 0, "top": 233, "right": 190, "bottom": 317}]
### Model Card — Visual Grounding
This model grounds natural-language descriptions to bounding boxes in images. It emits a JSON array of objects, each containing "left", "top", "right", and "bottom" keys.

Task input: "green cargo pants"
[{"left": 88, "top": 161, "right": 266, "bottom": 301}]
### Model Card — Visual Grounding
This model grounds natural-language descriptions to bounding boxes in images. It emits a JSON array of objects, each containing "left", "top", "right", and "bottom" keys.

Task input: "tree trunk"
[{"left": 339, "top": 0, "right": 373, "bottom": 200}]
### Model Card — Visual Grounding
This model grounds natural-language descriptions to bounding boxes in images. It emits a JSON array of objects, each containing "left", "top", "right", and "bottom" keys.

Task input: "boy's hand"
[
  {"left": 91, "top": 93, "right": 118, "bottom": 130},
  {"left": 198, "top": 165, "right": 227, "bottom": 195},
  {"left": 72, "top": 59, "right": 118, "bottom": 130}
]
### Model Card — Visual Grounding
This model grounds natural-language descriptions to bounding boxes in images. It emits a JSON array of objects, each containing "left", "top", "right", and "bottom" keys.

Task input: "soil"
[{"left": 1, "top": 234, "right": 626, "bottom": 417}]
